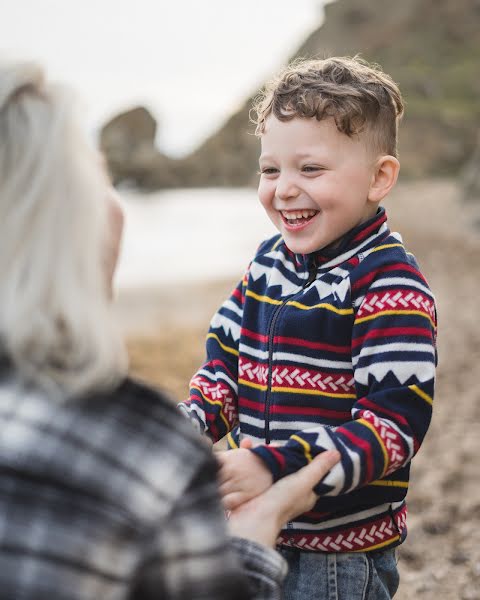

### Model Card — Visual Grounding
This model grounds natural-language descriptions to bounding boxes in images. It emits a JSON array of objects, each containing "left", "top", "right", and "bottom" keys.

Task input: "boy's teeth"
[{"left": 282, "top": 210, "right": 317, "bottom": 220}]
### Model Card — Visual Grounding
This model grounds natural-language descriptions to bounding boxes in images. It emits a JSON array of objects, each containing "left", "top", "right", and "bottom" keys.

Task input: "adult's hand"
[{"left": 227, "top": 442, "right": 340, "bottom": 548}]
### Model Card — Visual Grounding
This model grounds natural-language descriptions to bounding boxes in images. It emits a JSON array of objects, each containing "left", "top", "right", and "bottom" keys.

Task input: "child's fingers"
[{"left": 239, "top": 438, "right": 253, "bottom": 449}]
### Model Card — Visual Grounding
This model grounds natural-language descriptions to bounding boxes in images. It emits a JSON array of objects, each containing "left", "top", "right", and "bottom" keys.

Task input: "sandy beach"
[{"left": 118, "top": 178, "right": 480, "bottom": 600}]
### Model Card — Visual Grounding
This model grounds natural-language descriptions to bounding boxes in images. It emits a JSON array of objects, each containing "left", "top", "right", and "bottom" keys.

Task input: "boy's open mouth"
[{"left": 281, "top": 209, "right": 319, "bottom": 227}]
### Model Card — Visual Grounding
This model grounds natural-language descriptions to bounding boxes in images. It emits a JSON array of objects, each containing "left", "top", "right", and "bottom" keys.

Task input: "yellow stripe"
[
  {"left": 290, "top": 434, "right": 313, "bottom": 462},
  {"left": 409, "top": 384, "right": 433, "bottom": 406},
  {"left": 353, "top": 535, "right": 400, "bottom": 552},
  {"left": 238, "top": 378, "right": 267, "bottom": 391},
  {"left": 206, "top": 333, "right": 239, "bottom": 356},
  {"left": 227, "top": 431, "right": 239, "bottom": 448},
  {"left": 272, "top": 237, "right": 283, "bottom": 250},
  {"left": 246, "top": 290, "right": 353, "bottom": 315},
  {"left": 271, "top": 386, "right": 356, "bottom": 399},
  {"left": 358, "top": 419, "right": 388, "bottom": 478},
  {"left": 355, "top": 309, "right": 435, "bottom": 329},
  {"left": 287, "top": 301, "right": 354, "bottom": 314},
  {"left": 190, "top": 385, "right": 230, "bottom": 430},
  {"left": 238, "top": 379, "right": 356, "bottom": 398},
  {"left": 245, "top": 290, "right": 283, "bottom": 305},
  {"left": 369, "top": 243, "right": 404, "bottom": 253},
  {"left": 369, "top": 480, "right": 409, "bottom": 489}
]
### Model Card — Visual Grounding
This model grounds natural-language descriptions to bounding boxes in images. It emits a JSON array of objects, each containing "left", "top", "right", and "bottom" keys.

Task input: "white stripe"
[
  {"left": 222, "top": 299, "right": 243, "bottom": 318},
  {"left": 369, "top": 276, "right": 433, "bottom": 297},
  {"left": 184, "top": 403, "right": 207, "bottom": 427},
  {"left": 264, "top": 249, "right": 304, "bottom": 276},
  {"left": 352, "top": 342, "right": 435, "bottom": 367},
  {"left": 274, "top": 352, "right": 351, "bottom": 370},
  {"left": 320, "top": 222, "right": 390, "bottom": 270},
  {"left": 289, "top": 501, "right": 402, "bottom": 531},
  {"left": 210, "top": 313, "right": 241, "bottom": 341},
  {"left": 355, "top": 361, "right": 435, "bottom": 385},
  {"left": 196, "top": 369, "right": 238, "bottom": 393},
  {"left": 240, "top": 413, "right": 266, "bottom": 429},
  {"left": 239, "top": 344, "right": 352, "bottom": 368},
  {"left": 239, "top": 343, "right": 269, "bottom": 360},
  {"left": 270, "top": 420, "right": 331, "bottom": 432}
]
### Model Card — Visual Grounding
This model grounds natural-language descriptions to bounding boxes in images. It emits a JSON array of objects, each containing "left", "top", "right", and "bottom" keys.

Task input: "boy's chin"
[{"left": 284, "top": 240, "right": 324, "bottom": 255}]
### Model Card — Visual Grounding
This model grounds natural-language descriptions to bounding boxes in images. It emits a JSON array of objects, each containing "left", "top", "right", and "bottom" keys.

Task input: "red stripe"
[
  {"left": 241, "top": 328, "right": 350, "bottom": 353},
  {"left": 357, "top": 399, "right": 420, "bottom": 451},
  {"left": 239, "top": 397, "right": 351, "bottom": 421},
  {"left": 238, "top": 397, "right": 264, "bottom": 411},
  {"left": 352, "top": 262, "right": 424, "bottom": 293},
  {"left": 275, "top": 336, "right": 350, "bottom": 353},
  {"left": 357, "top": 398, "right": 408, "bottom": 428},
  {"left": 241, "top": 328, "right": 268, "bottom": 343},
  {"left": 352, "top": 326, "right": 433, "bottom": 348},
  {"left": 271, "top": 404, "right": 351, "bottom": 419},
  {"left": 268, "top": 447, "right": 286, "bottom": 470},
  {"left": 209, "top": 359, "right": 236, "bottom": 380},
  {"left": 231, "top": 287, "right": 242, "bottom": 301},
  {"left": 337, "top": 426, "right": 375, "bottom": 481},
  {"left": 351, "top": 213, "right": 387, "bottom": 243}
]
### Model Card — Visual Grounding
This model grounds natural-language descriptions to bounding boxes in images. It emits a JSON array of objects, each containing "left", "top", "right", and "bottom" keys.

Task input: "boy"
[{"left": 179, "top": 56, "right": 437, "bottom": 599}]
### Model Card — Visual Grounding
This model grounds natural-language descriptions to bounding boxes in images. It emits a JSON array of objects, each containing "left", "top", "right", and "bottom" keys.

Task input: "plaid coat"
[{"left": 0, "top": 371, "right": 286, "bottom": 599}]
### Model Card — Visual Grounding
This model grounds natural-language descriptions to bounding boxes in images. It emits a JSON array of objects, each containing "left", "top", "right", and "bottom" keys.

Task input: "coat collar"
[{"left": 296, "top": 207, "right": 390, "bottom": 271}]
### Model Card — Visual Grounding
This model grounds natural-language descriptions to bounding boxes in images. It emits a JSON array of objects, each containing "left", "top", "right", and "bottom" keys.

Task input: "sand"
[{"left": 119, "top": 178, "right": 480, "bottom": 600}]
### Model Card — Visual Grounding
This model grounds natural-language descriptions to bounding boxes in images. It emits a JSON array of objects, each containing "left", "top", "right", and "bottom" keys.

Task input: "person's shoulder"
[
  {"left": 359, "top": 232, "right": 422, "bottom": 272},
  {"left": 351, "top": 231, "right": 433, "bottom": 293},
  {"left": 90, "top": 377, "right": 212, "bottom": 458},
  {"left": 254, "top": 233, "right": 284, "bottom": 259}
]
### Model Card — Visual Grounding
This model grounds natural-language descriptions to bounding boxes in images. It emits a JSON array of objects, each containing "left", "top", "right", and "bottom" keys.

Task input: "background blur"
[{"left": 2, "top": 1, "right": 480, "bottom": 598}]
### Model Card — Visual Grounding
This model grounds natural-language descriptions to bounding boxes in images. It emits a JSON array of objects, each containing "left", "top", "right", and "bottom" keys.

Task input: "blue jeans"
[{"left": 279, "top": 547, "right": 399, "bottom": 600}]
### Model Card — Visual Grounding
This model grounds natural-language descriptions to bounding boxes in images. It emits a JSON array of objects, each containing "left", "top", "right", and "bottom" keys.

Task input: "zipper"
[{"left": 264, "top": 256, "right": 318, "bottom": 444}]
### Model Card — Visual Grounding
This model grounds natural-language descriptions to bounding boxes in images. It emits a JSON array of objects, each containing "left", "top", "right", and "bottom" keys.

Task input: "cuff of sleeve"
[
  {"left": 230, "top": 536, "right": 287, "bottom": 595},
  {"left": 249, "top": 446, "right": 286, "bottom": 481},
  {"left": 250, "top": 444, "right": 310, "bottom": 481}
]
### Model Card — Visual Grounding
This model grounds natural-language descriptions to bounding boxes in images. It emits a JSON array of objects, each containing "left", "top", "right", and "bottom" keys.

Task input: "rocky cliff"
[{"left": 101, "top": 0, "right": 480, "bottom": 188}]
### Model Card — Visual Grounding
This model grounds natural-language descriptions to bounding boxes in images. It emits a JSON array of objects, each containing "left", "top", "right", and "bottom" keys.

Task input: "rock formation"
[{"left": 101, "top": 0, "right": 480, "bottom": 188}]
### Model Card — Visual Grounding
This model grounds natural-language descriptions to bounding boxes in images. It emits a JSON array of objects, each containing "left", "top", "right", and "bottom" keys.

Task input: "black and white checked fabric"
[{"left": 0, "top": 373, "right": 286, "bottom": 599}]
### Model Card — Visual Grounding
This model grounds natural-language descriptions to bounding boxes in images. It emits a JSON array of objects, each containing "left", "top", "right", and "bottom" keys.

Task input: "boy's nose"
[{"left": 275, "top": 173, "right": 300, "bottom": 201}]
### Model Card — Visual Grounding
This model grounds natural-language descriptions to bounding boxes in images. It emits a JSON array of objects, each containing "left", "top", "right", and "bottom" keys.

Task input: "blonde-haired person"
[
  {"left": 0, "top": 61, "right": 339, "bottom": 600},
  {"left": 180, "top": 56, "right": 438, "bottom": 600}
]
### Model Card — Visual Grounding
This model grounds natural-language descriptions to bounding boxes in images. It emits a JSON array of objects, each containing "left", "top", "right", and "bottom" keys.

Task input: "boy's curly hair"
[{"left": 252, "top": 56, "right": 404, "bottom": 157}]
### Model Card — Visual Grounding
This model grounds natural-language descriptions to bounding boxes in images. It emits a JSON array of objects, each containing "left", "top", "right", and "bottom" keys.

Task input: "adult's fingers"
[
  {"left": 223, "top": 491, "right": 248, "bottom": 511},
  {"left": 296, "top": 450, "right": 340, "bottom": 490}
]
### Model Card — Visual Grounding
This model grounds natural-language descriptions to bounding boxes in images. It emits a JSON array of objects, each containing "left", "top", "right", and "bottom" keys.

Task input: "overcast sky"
[{"left": 1, "top": 0, "right": 327, "bottom": 154}]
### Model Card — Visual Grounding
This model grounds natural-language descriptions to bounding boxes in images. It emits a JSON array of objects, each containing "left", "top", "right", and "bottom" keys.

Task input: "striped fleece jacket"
[{"left": 179, "top": 208, "right": 437, "bottom": 554}]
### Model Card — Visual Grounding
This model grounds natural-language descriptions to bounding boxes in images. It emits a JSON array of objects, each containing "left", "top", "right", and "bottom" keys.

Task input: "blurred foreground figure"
[{"left": 0, "top": 61, "right": 338, "bottom": 600}]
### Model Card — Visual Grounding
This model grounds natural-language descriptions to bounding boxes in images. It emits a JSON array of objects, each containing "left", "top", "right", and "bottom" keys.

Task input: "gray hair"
[{"left": 0, "top": 61, "right": 127, "bottom": 398}]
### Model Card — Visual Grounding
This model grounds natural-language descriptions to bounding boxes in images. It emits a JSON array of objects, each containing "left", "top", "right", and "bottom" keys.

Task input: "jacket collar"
[{"left": 297, "top": 207, "right": 390, "bottom": 270}]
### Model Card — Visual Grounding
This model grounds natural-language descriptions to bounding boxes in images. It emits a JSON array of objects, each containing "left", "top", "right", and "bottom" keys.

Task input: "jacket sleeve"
[
  {"left": 250, "top": 258, "right": 437, "bottom": 495},
  {"left": 129, "top": 453, "right": 286, "bottom": 600},
  {"left": 178, "top": 272, "right": 248, "bottom": 443}
]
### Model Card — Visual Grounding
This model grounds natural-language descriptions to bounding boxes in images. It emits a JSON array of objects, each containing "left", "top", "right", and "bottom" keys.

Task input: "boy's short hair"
[{"left": 252, "top": 56, "right": 404, "bottom": 158}]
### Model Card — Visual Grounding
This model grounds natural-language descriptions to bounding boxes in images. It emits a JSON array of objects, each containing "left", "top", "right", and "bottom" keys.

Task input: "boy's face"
[{"left": 258, "top": 116, "right": 379, "bottom": 255}]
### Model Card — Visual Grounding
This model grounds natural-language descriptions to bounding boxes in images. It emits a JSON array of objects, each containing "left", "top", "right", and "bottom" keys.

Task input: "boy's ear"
[{"left": 368, "top": 155, "right": 400, "bottom": 203}]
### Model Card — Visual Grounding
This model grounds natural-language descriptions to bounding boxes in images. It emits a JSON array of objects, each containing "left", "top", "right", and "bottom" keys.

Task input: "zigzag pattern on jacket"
[{"left": 179, "top": 208, "right": 437, "bottom": 553}]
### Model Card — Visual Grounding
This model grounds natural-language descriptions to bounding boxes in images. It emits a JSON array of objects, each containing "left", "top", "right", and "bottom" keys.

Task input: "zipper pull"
[{"left": 303, "top": 256, "right": 317, "bottom": 288}]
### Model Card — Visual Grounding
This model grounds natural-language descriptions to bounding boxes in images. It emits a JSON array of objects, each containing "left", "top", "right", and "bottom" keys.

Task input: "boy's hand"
[{"left": 217, "top": 446, "right": 273, "bottom": 510}]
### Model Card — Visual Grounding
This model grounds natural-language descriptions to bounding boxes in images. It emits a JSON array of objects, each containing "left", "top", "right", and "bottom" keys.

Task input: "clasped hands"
[{"left": 216, "top": 439, "right": 340, "bottom": 548}]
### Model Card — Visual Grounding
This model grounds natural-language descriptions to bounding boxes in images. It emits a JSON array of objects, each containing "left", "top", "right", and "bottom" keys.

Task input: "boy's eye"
[
  {"left": 259, "top": 167, "right": 279, "bottom": 176},
  {"left": 302, "top": 165, "right": 323, "bottom": 173}
]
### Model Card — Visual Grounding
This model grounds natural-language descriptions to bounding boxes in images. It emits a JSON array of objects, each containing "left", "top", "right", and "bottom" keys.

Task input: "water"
[{"left": 116, "top": 187, "right": 277, "bottom": 290}]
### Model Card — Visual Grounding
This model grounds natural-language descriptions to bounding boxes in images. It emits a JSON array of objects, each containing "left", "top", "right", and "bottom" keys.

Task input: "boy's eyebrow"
[{"left": 259, "top": 151, "right": 324, "bottom": 163}]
